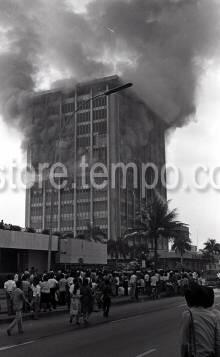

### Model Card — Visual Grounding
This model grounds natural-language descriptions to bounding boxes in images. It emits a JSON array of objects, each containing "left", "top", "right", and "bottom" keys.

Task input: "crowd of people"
[{"left": 3, "top": 267, "right": 206, "bottom": 335}]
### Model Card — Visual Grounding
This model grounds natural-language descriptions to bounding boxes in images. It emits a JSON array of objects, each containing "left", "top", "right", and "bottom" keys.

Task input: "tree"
[
  {"left": 107, "top": 238, "right": 130, "bottom": 260},
  {"left": 203, "top": 239, "right": 220, "bottom": 262},
  {"left": 25, "top": 227, "right": 36, "bottom": 233},
  {"left": 116, "top": 237, "right": 130, "bottom": 259},
  {"left": 146, "top": 194, "right": 188, "bottom": 269},
  {"left": 107, "top": 240, "right": 118, "bottom": 259},
  {"left": 172, "top": 234, "right": 192, "bottom": 265},
  {"left": 85, "top": 224, "right": 107, "bottom": 243},
  {"left": 125, "top": 192, "right": 187, "bottom": 269}
]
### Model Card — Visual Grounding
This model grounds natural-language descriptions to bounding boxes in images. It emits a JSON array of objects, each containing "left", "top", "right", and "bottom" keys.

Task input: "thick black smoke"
[{"left": 0, "top": 0, "right": 219, "bottom": 149}]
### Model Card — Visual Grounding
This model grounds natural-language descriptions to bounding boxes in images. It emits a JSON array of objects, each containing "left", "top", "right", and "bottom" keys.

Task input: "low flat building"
[
  {"left": 0, "top": 229, "right": 58, "bottom": 273},
  {"left": 58, "top": 238, "right": 107, "bottom": 267},
  {"left": 159, "top": 250, "right": 207, "bottom": 271},
  {"left": 0, "top": 229, "right": 107, "bottom": 274}
]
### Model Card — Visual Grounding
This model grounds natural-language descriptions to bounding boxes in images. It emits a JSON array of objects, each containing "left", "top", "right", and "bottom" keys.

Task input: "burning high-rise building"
[{"left": 25, "top": 75, "right": 167, "bottom": 250}]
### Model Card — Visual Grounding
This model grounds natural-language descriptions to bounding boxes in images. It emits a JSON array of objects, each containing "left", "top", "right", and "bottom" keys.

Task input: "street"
[
  {"left": 1, "top": 292, "right": 220, "bottom": 357},
  {"left": 0, "top": 293, "right": 219, "bottom": 357}
]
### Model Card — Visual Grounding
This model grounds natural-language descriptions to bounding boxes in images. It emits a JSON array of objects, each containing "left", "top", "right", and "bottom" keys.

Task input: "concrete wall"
[
  {"left": 28, "top": 251, "right": 48, "bottom": 272},
  {"left": 0, "top": 230, "right": 58, "bottom": 251},
  {"left": 59, "top": 239, "right": 107, "bottom": 265}
]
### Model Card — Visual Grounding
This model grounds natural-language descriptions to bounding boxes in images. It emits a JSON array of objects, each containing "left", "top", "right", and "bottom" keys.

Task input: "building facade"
[
  {"left": 25, "top": 75, "right": 167, "bottom": 245},
  {"left": 0, "top": 229, "right": 58, "bottom": 273}
]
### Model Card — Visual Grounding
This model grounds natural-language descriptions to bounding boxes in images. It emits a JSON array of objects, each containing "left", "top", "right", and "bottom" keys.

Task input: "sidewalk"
[{"left": 0, "top": 294, "right": 151, "bottom": 325}]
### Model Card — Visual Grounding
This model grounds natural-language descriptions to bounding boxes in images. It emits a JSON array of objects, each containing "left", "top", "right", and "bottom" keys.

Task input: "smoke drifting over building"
[{"left": 0, "top": 0, "right": 219, "bottom": 150}]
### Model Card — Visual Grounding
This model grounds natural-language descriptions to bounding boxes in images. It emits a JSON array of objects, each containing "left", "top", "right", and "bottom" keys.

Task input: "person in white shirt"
[
  {"left": 4, "top": 275, "right": 16, "bottom": 316},
  {"left": 48, "top": 273, "right": 58, "bottom": 309},
  {"left": 31, "top": 278, "right": 41, "bottom": 319},
  {"left": 150, "top": 273, "right": 159, "bottom": 299}
]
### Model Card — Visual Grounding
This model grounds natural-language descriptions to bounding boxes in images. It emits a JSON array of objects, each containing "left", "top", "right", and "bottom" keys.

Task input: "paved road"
[{"left": 0, "top": 294, "right": 220, "bottom": 357}]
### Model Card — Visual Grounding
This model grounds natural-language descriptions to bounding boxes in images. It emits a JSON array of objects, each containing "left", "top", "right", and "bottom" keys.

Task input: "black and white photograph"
[{"left": 0, "top": 0, "right": 220, "bottom": 356}]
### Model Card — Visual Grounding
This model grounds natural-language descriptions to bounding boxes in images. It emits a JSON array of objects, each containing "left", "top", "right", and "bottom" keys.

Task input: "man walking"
[
  {"left": 4, "top": 275, "right": 16, "bottom": 316},
  {"left": 6, "top": 281, "right": 30, "bottom": 336}
]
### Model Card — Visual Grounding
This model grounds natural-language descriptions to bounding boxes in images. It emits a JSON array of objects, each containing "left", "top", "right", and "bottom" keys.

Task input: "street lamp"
[{"left": 47, "top": 81, "right": 133, "bottom": 272}]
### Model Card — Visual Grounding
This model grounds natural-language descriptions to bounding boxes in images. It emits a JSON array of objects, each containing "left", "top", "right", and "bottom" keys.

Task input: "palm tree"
[
  {"left": 116, "top": 237, "right": 130, "bottom": 259},
  {"left": 128, "top": 192, "right": 187, "bottom": 269},
  {"left": 172, "top": 234, "right": 191, "bottom": 265},
  {"left": 203, "top": 239, "right": 220, "bottom": 262},
  {"left": 147, "top": 194, "right": 188, "bottom": 269}
]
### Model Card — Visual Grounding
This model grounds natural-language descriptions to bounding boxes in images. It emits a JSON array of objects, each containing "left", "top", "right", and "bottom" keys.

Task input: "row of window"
[
  {"left": 77, "top": 203, "right": 90, "bottom": 212},
  {"left": 62, "top": 102, "right": 75, "bottom": 114},
  {"left": 77, "top": 212, "right": 90, "bottom": 218},
  {"left": 61, "top": 192, "right": 74, "bottom": 200},
  {"left": 61, "top": 206, "right": 73, "bottom": 214},
  {"left": 31, "top": 202, "right": 42, "bottom": 207},
  {"left": 76, "top": 123, "right": 107, "bottom": 137},
  {"left": 94, "top": 211, "right": 107, "bottom": 218},
  {"left": 77, "top": 100, "right": 90, "bottom": 110},
  {"left": 93, "top": 121, "right": 107, "bottom": 134},
  {"left": 45, "top": 214, "right": 58, "bottom": 221},
  {"left": 61, "top": 213, "right": 73, "bottom": 220},
  {"left": 31, "top": 207, "right": 43, "bottom": 216},
  {"left": 60, "top": 226, "right": 73, "bottom": 232},
  {"left": 76, "top": 134, "right": 107, "bottom": 148},
  {"left": 93, "top": 108, "right": 107, "bottom": 120},
  {"left": 77, "top": 124, "right": 90, "bottom": 135},
  {"left": 94, "top": 218, "right": 108, "bottom": 226},
  {"left": 77, "top": 112, "right": 90, "bottom": 123},
  {"left": 93, "top": 96, "right": 106, "bottom": 108},
  {"left": 30, "top": 216, "right": 42, "bottom": 223}
]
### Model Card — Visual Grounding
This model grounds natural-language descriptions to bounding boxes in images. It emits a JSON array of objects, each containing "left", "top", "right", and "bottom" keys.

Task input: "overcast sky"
[{"left": 0, "top": 0, "right": 219, "bottom": 249}]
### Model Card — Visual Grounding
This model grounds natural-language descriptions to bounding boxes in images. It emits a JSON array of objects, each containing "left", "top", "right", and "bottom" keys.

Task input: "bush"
[
  {"left": 25, "top": 227, "right": 36, "bottom": 233},
  {"left": 10, "top": 225, "right": 22, "bottom": 231},
  {"left": 41, "top": 229, "right": 50, "bottom": 235}
]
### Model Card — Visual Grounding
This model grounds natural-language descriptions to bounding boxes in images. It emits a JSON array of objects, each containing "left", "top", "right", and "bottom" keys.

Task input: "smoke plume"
[{"left": 0, "top": 0, "right": 219, "bottom": 152}]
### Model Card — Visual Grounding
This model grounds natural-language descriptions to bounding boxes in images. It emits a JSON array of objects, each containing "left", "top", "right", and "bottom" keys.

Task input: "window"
[
  {"left": 93, "top": 96, "right": 106, "bottom": 108},
  {"left": 77, "top": 112, "right": 90, "bottom": 123},
  {"left": 77, "top": 124, "right": 90, "bottom": 135},
  {"left": 93, "top": 121, "right": 107, "bottom": 134},
  {"left": 62, "top": 102, "right": 75, "bottom": 114},
  {"left": 93, "top": 109, "right": 107, "bottom": 120},
  {"left": 77, "top": 100, "right": 90, "bottom": 110}
]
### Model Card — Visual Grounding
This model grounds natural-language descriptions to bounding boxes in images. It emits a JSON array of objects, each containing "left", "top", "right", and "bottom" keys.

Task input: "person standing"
[
  {"left": 21, "top": 274, "right": 31, "bottom": 313},
  {"left": 4, "top": 275, "right": 16, "bottom": 316},
  {"left": 6, "top": 281, "right": 30, "bottom": 336},
  {"left": 102, "top": 279, "right": 112, "bottom": 318},
  {"left": 40, "top": 275, "right": 51, "bottom": 312},
  {"left": 80, "top": 279, "right": 93, "bottom": 326},
  {"left": 31, "top": 278, "right": 41, "bottom": 320},
  {"left": 58, "top": 274, "right": 67, "bottom": 305},
  {"left": 129, "top": 272, "right": 137, "bottom": 300},
  {"left": 69, "top": 279, "right": 81, "bottom": 325},
  {"left": 48, "top": 273, "right": 58, "bottom": 310},
  {"left": 150, "top": 272, "right": 158, "bottom": 299}
]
